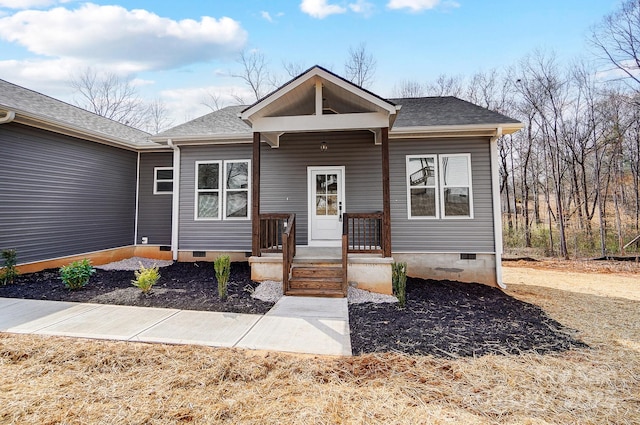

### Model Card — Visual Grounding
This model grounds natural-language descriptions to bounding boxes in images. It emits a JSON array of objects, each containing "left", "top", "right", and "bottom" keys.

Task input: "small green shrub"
[
  {"left": 214, "top": 255, "right": 231, "bottom": 300},
  {"left": 392, "top": 262, "right": 407, "bottom": 308},
  {"left": 59, "top": 259, "right": 95, "bottom": 290},
  {"left": 131, "top": 263, "right": 160, "bottom": 294},
  {"left": 0, "top": 249, "right": 19, "bottom": 285}
]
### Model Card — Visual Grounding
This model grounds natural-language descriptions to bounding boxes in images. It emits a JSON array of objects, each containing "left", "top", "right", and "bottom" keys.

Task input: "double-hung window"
[
  {"left": 406, "top": 155, "right": 438, "bottom": 218},
  {"left": 153, "top": 167, "right": 173, "bottom": 194},
  {"left": 195, "top": 159, "right": 250, "bottom": 220},
  {"left": 406, "top": 153, "right": 473, "bottom": 219},
  {"left": 196, "top": 161, "right": 221, "bottom": 219},
  {"left": 224, "top": 160, "right": 250, "bottom": 219},
  {"left": 440, "top": 154, "right": 473, "bottom": 218}
]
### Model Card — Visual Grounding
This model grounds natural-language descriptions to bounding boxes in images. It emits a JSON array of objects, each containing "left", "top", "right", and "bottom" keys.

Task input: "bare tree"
[
  {"left": 344, "top": 43, "right": 376, "bottom": 88},
  {"left": 145, "top": 99, "right": 174, "bottom": 134},
  {"left": 201, "top": 91, "right": 224, "bottom": 112},
  {"left": 393, "top": 79, "right": 426, "bottom": 97},
  {"left": 283, "top": 60, "right": 307, "bottom": 78},
  {"left": 515, "top": 51, "right": 571, "bottom": 258},
  {"left": 590, "top": 0, "right": 640, "bottom": 90},
  {"left": 424, "top": 74, "right": 465, "bottom": 97},
  {"left": 69, "top": 68, "right": 148, "bottom": 128},
  {"left": 231, "top": 50, "right": 272, "bottom": 101}
]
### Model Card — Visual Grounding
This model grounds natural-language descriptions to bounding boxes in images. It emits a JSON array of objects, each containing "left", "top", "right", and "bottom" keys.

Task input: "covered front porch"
[{"left": 241, "top": 66, "right": 398, "bottom": 297}]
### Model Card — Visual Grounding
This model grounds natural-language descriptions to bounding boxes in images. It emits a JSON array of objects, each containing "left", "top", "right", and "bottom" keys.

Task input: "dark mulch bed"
[
  {"left": 1, "top": 262, "right": 586, "bottom": 358},
  {"left": 0, "top": 262, "right": 273, "bottom": 314},
  {"left": 349, "top": 277, "right": 587, "bottom": 358}
]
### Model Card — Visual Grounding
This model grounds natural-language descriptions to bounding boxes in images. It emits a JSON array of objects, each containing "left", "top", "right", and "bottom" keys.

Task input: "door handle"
[{"left": 339, "top": 201, "right": 342, "bottom": 222}]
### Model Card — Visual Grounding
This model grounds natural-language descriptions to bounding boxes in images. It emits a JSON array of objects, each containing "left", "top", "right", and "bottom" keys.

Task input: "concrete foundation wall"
[
  {"left": 392, "top": 252, "right": 497, "bottom": 287},
  {"left": 16, "top": 245, "right": 173, "bottom": 274},
  {"left": 178, "top": 251, "right": 249, "bottom": 263},
  {"left": 249, "top": 256, "right": 393, "bottom": 295}
]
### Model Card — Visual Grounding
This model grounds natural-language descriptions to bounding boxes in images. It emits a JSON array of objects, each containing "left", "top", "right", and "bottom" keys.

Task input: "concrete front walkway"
[{"left": 0, "top": 296, "right": 351, "bottom": 356}]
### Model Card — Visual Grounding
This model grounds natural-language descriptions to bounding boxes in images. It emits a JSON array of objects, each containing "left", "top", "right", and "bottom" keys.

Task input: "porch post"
[
  {"left": 252, "top": 132, "right": 261, "bottom": 256},
  {"left": 381, "top": 127, "right": 392, "bottom": 257}
]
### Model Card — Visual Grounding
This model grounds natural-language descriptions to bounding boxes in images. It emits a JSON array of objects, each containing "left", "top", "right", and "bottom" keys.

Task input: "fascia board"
[
  {"left": 240, "top": 72, "right": 316, "bottom": 120},
  {"left": 150, "top": 133, "right": 253, "bottom": 145},
  {"left": 10, "top": 111, "right": 148, "bottom": 151},
  {"left": 390, "top": 123, "right": 524, "bottom": 138}
]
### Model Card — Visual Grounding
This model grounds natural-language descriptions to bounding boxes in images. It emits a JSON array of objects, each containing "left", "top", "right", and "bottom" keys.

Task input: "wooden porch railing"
[
  {"left": 281, "top": 214, "right": 296, "bottom": 294},
  {"left": 342, "top": 212, "right": 384, "bottom": 254},
  {"left": 258, "top": 213, "right": 290, "bottom": 253},
  {"left": 341, "top": 212, "right": 386, "bottom": 297}
]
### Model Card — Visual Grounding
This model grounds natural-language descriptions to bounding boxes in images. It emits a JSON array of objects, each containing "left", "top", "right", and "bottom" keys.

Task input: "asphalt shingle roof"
[
  {"left": 155, "top": 105, "right": 250, "bottom": 138},
  {"left": 389, "top": 96, "right": 521, "bottom": 128},
  {"left": 156, "top": 96, "right": 520, "bottom": 138},
  {"left": 0, "top": 79, "right": 154, "bottom": 147},
  {"left": 2, "top": 76, "right": 521, "bottom": 145}
]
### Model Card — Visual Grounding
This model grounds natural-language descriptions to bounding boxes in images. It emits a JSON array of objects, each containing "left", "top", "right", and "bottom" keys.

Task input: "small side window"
[{"left": 154, "top": 167, "right": 173, "bottom": 194}]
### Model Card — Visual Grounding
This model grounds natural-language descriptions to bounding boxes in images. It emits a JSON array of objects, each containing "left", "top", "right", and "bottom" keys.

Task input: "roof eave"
[
  {"left": 150, "top": 133, "right": 253, "bottom": 145},
  {"left": 2, "top": 107, "right": 156, "bottom": 151},
  {"left": 390, "top": 122, "right": 524, "bottom": 138}
]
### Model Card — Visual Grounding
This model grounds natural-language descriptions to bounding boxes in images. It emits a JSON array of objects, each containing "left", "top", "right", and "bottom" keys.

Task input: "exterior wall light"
[{"left": 320, "top": 141, "right": 328, "bottom": 152}]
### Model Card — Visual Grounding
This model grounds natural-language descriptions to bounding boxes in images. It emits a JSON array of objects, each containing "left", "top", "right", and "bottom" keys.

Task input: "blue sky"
[{"left": 0, "top": 0, "right": 619, "bottom": 125}]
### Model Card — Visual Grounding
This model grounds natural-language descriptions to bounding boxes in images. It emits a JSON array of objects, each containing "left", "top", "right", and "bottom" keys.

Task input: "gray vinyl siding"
[
  {"left": 389, "top": 138, "right": 496, "bottom": 253},
  {"left": 0, "top": 123, "right": 137, "bottom": 264},
  {"left": 262, "top": 131, "right": 382, "bottom": 245},
  {"left": 177, "top": 131, "right": 381, "bottom": 250},
  {"left": 137, "top": 152, "right": 173, "bottom": 245},
  {"left": 179, "top": 144, "right": 253, "bottom": 251},
  {"left": 177, "top": 134, "right": 494, "bottom": 252}
]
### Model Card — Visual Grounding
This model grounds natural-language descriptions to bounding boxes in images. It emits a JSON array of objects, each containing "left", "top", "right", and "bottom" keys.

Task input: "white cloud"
[
  {"left": 300, "top": 0, "right": 346, "bottom": 19},
  {"left": 160, "top": 85, "right": 253, "bottom": 124},
  {"left": 260, "top": 11, "right": 273, "bottom": 22},
  {"left": 387, "top": 0, "right": 442, "bottom": 12},
  {"left": 0, "top": 57, "right": 82, "bottom": 84},
  {"left": 349, "top": 0, "right": 375, "bottom": 17},
  {"left": 0, "top": 3, "right": 248, "bottom": 71},
  {"left": 0, "top": 0, "right": 70, "bottom": 9}
]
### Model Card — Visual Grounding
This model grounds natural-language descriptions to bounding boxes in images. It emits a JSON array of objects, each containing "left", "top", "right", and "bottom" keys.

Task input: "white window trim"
[
  {"left": 405, "top": 153, "right": 474, "bottom": 220},
  {"left": 439, "top": 153, "right": 474, "bottom": 219},
  {"left": 406, "top": 155, "right": 439, "bottom": 220},
  {"left": 223, "top": 159, "right": 251, "bottom": 220},
  {"left": 195, "top": 160, "right": 222, "bottom": 221},
  {"left": 153, "top": 166, "right": 173, "bottom": 195}
]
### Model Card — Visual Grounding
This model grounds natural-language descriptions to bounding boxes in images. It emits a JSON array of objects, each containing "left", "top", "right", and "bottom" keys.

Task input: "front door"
[{"left": 308, "top": 166, "right": 345, "bottom": 245}]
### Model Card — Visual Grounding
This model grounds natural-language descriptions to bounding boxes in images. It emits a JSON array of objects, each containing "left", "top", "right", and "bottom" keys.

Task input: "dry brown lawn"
[{"left": 1, "top": 262, "right": 639, "bottom": 424}]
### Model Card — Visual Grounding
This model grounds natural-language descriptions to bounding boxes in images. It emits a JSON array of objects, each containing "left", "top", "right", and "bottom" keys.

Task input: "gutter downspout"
[
  {"left": 0, "top": 111, "right": 16, "bottom": 124},
  {"left": 168, "top": 139, "right": 180, "bottom": 261},
  {"left": 490, "top": 127, "right": 507, "bottom": 289}
]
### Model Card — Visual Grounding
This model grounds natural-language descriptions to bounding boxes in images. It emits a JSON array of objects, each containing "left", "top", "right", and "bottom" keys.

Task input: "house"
[{"left": 0, "top": 66, "right": 522, "bottom": 296}]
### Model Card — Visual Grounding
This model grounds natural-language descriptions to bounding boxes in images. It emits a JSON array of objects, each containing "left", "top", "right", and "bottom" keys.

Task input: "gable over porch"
[{"left": 241, "top": 66, "right": 399, "bottom": 296}]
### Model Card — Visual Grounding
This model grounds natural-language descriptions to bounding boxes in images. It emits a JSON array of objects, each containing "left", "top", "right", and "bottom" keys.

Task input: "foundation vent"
[
  {"left": 460, "top": 253, "right": 476, "bottom": 260},
  {"left": 192, "top": 251, "right": 206, "bottom": 258},
  {"left": 159, "top": 246, "right": 171, "bottom": 251}
]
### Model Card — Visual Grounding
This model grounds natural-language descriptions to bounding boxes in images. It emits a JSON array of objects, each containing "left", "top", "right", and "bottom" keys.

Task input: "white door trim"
[{"left": 307, "top": 166, "right": 346, "bottom": 246}]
